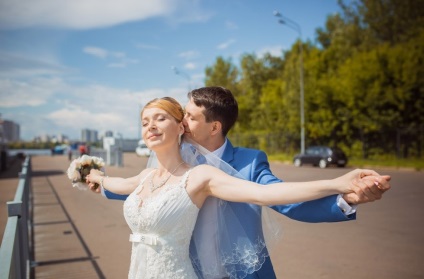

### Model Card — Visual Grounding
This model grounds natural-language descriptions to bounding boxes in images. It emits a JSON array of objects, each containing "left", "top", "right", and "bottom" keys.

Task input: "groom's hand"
[{"left": 343, "top": 171, "right": 391, "bottom": 205}]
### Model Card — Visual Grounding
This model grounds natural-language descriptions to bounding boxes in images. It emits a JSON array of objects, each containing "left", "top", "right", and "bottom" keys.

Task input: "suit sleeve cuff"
[{"left": 337, "top": 194, "right": 358, "bottom": 216}]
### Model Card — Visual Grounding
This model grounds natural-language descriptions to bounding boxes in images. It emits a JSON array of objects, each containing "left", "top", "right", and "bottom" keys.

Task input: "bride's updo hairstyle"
[{"left": 141, "top": 97, "right": 184, "bottom": 123}]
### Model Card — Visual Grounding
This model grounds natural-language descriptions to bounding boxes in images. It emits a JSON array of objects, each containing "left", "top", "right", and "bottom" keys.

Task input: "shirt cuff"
[
  {"left": 337, "top": 194, "right": 358, "bottom": 215},
  {"left": 101, "top": 186, "right": 106, "bottom": 197}
]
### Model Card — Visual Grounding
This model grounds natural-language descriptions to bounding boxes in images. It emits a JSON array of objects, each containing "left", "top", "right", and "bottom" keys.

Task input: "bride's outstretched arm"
[
  {"left": 86, "top": 169, "right": 147, "bottom": 195},
  {"left": 193, "top": 165, "right": 386, "bottom": 206}
]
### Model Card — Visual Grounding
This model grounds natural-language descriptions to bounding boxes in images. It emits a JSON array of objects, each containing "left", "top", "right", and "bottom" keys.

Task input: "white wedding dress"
[{"left": 123, "top": 169, "right": 199, "bottom": 279}]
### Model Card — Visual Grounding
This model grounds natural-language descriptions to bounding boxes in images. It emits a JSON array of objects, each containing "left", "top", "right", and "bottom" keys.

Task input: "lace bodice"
[{"left": 123, "top": 169, "right": 199, "bottom": 279}]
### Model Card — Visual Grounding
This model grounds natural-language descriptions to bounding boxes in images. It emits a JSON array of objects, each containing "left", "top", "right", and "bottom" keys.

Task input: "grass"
[{"left": 268, "top": 153, "right": 424, "bottom": 171}]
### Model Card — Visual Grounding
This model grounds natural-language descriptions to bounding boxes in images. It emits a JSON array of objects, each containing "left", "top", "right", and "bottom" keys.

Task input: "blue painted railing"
[{"left": 0, "top": 157, "right": 32, "bottom": 279}]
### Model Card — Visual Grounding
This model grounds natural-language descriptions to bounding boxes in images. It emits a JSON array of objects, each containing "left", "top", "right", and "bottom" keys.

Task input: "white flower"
[
  {"left": 80, "top": 154, "right": 92, "bottom": 165},
  {"left": 71, "top": 170, "right": 81, "bottom": 181},
  {"left": 92, "top": 156, "right": 105, "bottom": 167},
  {"left": 66, "top": 155, "right": 106, "bottom": 191},
  {"left": 72, "top": 182, "right": 88, "bottom": 190},
  {"left": 67, "top": 160, "right": 78, "bottom": 179}
]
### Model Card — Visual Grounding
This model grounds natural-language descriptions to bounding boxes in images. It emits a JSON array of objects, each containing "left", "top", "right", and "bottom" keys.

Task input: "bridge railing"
[{"left": 0, "top": 156, "right": 32, "bottom": 279}]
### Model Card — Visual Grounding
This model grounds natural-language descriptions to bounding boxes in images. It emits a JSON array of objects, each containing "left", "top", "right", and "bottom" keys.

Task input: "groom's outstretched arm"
[
  {"left": 89, "top": 185, "right": 128, "bottom": 200},
  {"left": 248, "top": 150, "right": 391, "bottom": 223},
  {"left": 103, "top": 189, "right": 128, "bottom": 200},
  {"left": 233, "top": 149, "right": 349, "bottom": 222}
]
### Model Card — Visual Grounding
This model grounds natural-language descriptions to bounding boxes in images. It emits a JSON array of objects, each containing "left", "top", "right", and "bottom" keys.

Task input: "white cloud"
[
  {"left": 0, "top": 0, "right": 178, "bottom": 30},
  {"left": 0, "top": 77, "right": 67, "bottom": 107},
  {"left": 83, "top": 46, "right": 138, "bottom": 68},
  {"left": 0, "top": 0, "right": 214, "bottom": 30},
  {"left": 1, "top": 77, "right": 190, "bottom": 139},
  {"left": 256, "top": 45, "right": 284, "bottom": 58},
  {"left": 217, "top": 39, "right": 236, "bottom": 50},
  {"left": 184, "top": 62, "right": 196, "bottom": 70},
  {"left": 83, "top": 46, "right": 109, "bottom": 59},
  {"left": 225, "top": 21, "right": 238, "bottom": 30},
  {"left": 0, "top": 51, "right": 69, "bottom": 79},
  {"left": 136, "top": 43, "right": 160, "bottom": 50},
  {"left": 107, "top": 63, "right": 126, "bottom": 68},
  {"left": 107, "top": 58, "right": 138, "bottom": 68},
  {"left": 178, "top": 50, "right": 200, "bottom": 60},
  {"left": 47, "top": 108, "right": 126, "bottom": 132},
  {"left": 83, "top": 47, "right": 128, "bottom": 60}
]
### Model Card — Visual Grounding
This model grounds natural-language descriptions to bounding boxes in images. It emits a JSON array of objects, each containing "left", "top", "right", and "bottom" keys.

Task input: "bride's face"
[{"left": 141, "top": 107, "right": 183, "bottom": 150}]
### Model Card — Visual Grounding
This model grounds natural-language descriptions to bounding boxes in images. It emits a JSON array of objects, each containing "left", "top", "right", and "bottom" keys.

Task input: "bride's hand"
[
  {"left": 86, "top": 169, "right": 104, "bottom": 193},
  {"left": 88, "top": 182, "right": 101, "bottom": 193},
  {"left": 342, "top": 171, "right": 391, "bottom": 205},
  {"left": 334, "top": 169, "right": 384, "bottom": 196}
]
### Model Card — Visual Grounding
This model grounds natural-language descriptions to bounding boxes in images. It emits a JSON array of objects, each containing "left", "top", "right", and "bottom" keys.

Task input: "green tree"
[
  {"left": 202, "top": 0, "right": 424, "bottom": 159},
  {"left": 353, "top": 0, "right": 424, "bottom": 44}
]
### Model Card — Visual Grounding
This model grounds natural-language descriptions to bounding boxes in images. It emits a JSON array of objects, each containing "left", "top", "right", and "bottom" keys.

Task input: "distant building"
[
  {"left": 81, "top": 129, "right": 98, "bottom": 143},
  {"left": 104, "top": 130, "right": 113, "bottom": 137},
  {"left": 38, "top": 134, "right": 51, "bottom": 143},
  {"left": 0, "top": 119, "right": 20, "bottom": 142},
  {"left": 52, "top": 134, "right": 69, "bottom": 143}
]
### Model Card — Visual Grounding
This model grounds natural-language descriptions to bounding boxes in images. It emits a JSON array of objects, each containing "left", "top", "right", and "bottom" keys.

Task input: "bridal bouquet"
[{"left": 67, "top": 155, "right": 105, "bottom": 190}]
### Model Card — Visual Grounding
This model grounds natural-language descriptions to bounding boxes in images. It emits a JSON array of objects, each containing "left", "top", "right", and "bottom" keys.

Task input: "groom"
[{"left": 103, "top": 86, "right": 390, "bottom": 278}]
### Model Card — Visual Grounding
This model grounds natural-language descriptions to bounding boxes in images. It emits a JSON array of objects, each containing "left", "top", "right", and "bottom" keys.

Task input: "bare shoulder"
[
  {"left": 190, "top": 164, "right": 218, "bottom": 175},
  {"left": 140, "top": 167, "right": 154, "bottom": 175},
  {"left": 184, "top": 165, "right": 218, "bottom": 196},
  {"left": 188, "top": 165, "right": 218, "bottom": 183},
  {"left": 136, "top": 168, "right": 155, "bottom": 179}
]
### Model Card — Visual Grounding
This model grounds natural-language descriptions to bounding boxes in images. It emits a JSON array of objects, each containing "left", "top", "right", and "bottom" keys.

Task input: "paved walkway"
[
  {"left": 1, "top": 154, "right": 423, "bottom": 278},
  {"left": 28, "top": 154, "right": 143, "bottom": 279}
]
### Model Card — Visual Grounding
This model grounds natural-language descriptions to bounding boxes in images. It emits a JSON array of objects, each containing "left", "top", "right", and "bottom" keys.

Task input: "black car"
[{"left": 293, "top": 146, "right": 348, "bottom": 168}]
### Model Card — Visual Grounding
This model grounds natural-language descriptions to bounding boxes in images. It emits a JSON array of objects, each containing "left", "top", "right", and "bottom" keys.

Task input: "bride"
[{"left": 86, "top": 97, "right": 386, "bottom": 279}]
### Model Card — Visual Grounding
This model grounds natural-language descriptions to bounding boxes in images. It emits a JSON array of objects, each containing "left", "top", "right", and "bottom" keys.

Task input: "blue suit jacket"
[
  {"left": 219, "top": 140, "right": 355, "bottom": 278},
  {"left": 104, "top": 140, "right": 355, "bottom": 278}
]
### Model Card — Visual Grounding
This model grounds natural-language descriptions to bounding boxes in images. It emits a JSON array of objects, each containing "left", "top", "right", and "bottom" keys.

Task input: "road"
[
  {"left": 2, "top": 153, "right": 423, "bottom": 278},
  {"left": 268, "top": 162, "right": 423, "bottom": 279}
]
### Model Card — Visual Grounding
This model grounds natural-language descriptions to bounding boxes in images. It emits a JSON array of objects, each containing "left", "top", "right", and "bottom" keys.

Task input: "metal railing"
[{"left": 0, "top": 156, "right": 32, "bottom": 279}]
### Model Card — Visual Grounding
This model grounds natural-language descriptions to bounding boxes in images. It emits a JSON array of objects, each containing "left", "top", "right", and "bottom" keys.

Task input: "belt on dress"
[{"left": 129, "top": 233, "right": 159, "bottom": 246}]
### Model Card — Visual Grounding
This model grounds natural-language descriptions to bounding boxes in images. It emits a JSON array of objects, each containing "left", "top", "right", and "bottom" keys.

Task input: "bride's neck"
[{"left": 154, "top": 150, "right": 184, "bottom": 174}]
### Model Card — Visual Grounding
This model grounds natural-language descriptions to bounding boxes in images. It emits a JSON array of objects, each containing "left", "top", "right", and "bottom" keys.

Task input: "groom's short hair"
[{"left": 187, "top": 86, "right": 238, "bottom": 136}]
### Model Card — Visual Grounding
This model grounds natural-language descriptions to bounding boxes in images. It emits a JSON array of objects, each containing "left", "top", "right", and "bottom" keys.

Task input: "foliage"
[
  {"left": 204, "top": 0, "right": 423, "bottom": 159},
  {"left": 7, "top": 141, "right": 56, "bottom": 150}
]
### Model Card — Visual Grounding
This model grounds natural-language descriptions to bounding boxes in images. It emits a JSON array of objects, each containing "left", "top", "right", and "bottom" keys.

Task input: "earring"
[{"left": 178, "top": 133, "right": 182, "bottom": 145}]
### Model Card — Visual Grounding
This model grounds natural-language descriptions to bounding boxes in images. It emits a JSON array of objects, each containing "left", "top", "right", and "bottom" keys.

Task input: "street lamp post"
[
  {"left": 171, "top": 66, "right": 192, "bottom": 91},
  {"left": 274, "top": 11, "right": 305, "bottom": 154}
]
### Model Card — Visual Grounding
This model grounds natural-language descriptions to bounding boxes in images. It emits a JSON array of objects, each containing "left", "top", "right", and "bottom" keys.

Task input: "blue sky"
[{"left": 0, "top": 0, "right": 343, "bottom": 141}]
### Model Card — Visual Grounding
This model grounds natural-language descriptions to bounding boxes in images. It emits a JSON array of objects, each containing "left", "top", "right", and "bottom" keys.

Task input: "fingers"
[
  {"left": 376, "top": 176, "right": 391, "bottom": 192},
  {"left": 85, "top": 174, "right": 101, "bottom": 193},
  {"left": 88, "top": 182, "right": 101, "bottom": 193},
  {"left": 382, "top": 174, "right": 391, "bottom": 181},
  {"left": 89, "top": 169, "right": 102, "bottom": 175},
  {"left": 345, "top": 176, "right": 384, "bottom": 205},
  {"left": 359, "top": 169, "right": 379, "bottom": 178},
  {"left": 359, "top": 170, "right": 391, "bottom": 192},
  {"left": 357, "top": 178, "right": 382, "bottom": 202},
  {"left": 342, "top": 169, "right": 391, "bottom": 205}
]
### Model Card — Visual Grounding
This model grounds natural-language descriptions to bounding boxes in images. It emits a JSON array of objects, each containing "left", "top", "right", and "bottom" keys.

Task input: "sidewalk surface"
[{"left": 1, "top": 153, "right": 423, "bottom": 279}]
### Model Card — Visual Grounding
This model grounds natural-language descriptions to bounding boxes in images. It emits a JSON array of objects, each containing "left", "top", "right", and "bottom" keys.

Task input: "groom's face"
[{"left": 183, "top": 98, "right": 215, "bottom": 147}]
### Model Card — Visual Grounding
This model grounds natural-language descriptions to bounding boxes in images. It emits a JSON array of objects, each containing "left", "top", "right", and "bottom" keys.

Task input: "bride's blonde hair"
[{"left": 141, "top": 97, "right": 184, "bottom": 123}]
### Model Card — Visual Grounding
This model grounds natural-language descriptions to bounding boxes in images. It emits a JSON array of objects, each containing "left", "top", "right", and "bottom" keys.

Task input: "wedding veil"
[{"left": 147, "top": 138, "right": 284, "bottom": 279}]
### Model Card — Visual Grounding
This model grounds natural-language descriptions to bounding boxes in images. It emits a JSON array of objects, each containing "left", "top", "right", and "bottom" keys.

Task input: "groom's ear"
[{"left": 210, "top": 121, "right": 222, "bottom": 136}]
